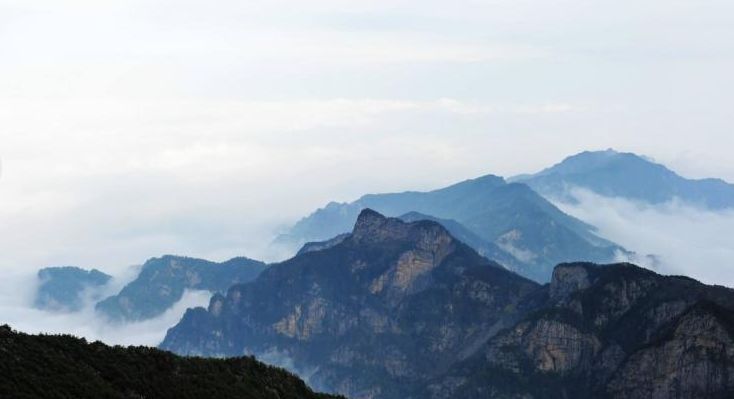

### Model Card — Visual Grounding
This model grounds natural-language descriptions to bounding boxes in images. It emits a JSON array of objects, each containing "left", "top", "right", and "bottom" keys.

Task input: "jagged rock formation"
[
  {"left": 276, "top": 174, "right": 624, "bottom": 282},
  {"left": 513, "top": 149, "right": 734, "bottom": 209},
  {"left": 162, "top": 209, "right": 539, "bottom": 397},
  {"left": 34, "top": 266, "right": 112, "bottom": 312},
  {"left": 96, "top": 255, "right": 266, "bottom": 322},
  {"left": 398, "top": 212, "right": 527, "bottom": 273},
  {"left": 163, "top": 211, "right": 734, "bottom": 399},
  {"left": 429, "top": 263, "right": 734, "bottom": 399},
  {"left": 0, "top": 325, "right": 342, "bottom": 399}
]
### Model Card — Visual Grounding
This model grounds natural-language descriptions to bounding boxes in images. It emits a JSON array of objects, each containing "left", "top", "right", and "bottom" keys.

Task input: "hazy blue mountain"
[
  {"left": 276, "top": 175, "right": 623, "bottom": 282},
  {"left": 296, "top": 233, "right": 350, "bottom": 256},
  {"left": 162, "top": 209, "right": 540, "bottom": 397},
  {"left": 397, "top": 211, "right": 530, "bottom": 274},
  {"left": 0, "top": 324, "right": 341, "bottom": 399},
  {"left": 514, "top": 149, "right": 734, "bottom": 208},
  {"left": 34, "top": 266, "right": 112, "bottom": 312},
  {"left": 96, "top": 255, "right": 266, "bottom": 322},
  {"left": 162, "top": 210, "right": 734, "bottom": 399}
]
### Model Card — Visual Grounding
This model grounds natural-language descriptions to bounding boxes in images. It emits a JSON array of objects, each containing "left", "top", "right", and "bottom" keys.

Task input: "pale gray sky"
[{"left": 1, "top": 0, "right": 733, "bottom": 272}]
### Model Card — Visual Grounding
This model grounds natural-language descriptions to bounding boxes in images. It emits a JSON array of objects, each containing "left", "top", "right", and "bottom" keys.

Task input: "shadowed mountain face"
[
  {"left": 96, "top": 255, "right": 266, "bottom": 322},
  {"left": 0, "top": 325, "right": 342, "bottom": 399},
  {"left": 161, "top": 209, "right": 540, "bottom": 397},
  {"left": 34, "top": 267, "right": 112, "bottom": 312},
  {"left": 514, "top": 149, "right": 734, "bottom": 209},
  {"left": 163, "top": 211, "right": 734, "bottom": 399},
  {"left": 427, "top": 263, "right": 734, "bottom": 399},
  {"left": 275, "top": 175, "right": 623, "bottom": 282},
  {"left": 398, "top": 212, "right": 529, "bottom": 276}
]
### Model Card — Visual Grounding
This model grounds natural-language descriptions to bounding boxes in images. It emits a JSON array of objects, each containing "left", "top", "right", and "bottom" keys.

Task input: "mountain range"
[
  {"left": 514, "top": 149, "right": 734, "bottom": 209},
  {"left": 20, "top": 149, "right": 734, "bottom": 398},
  {"left": 95, "top": 255, "right": 267, "bottom": 322},
  {"left": 34, "top": 267, "right": 112, "bottom": 312},
  {"left": 162, "top": 210, "right": 734, "bottom": 398},
  {"left": 275, "top": 174, "right": 624, "bottom": 282}
]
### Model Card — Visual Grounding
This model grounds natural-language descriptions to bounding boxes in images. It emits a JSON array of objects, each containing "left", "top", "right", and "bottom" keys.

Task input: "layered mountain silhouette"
[
  {"left": 34, "top": 267, "right": 112, "bottom": 312},
  {"left": 162, "top": 209, "right": 540, "bottom": 397},
  {"left": 275, "top": 175, "right": 624, "bottom": 282},
  {"left": 162, "top": 210, "right": 734, "bottom": 398},
  {"left": 514, "top": 149, "right": 734, "bottom": 209},
  {"left": 0, "top": 325, "right": 341, "bottom": 399},
  {"left": 96, "top": 255, "right": 266, "bottom": 322}
]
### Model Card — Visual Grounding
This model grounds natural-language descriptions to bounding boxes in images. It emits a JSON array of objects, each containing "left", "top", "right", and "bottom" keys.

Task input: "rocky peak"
[
  {"left": 351, "top": 208, "right": 391, "bottom": 239},
  {"left": 351, "top": 208, "right": 454, "bottom": 250},
  {"left": 549, "top": 263, "right": 594, "bottom": 301}
]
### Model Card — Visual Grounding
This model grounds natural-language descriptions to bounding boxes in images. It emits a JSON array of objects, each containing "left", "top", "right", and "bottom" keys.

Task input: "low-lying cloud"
[
  {"left": 556, "top": 188, "right": 734, "bottom": 287},
  {"left": 0, "top": 267, "right": 211, "bottom": 346}
]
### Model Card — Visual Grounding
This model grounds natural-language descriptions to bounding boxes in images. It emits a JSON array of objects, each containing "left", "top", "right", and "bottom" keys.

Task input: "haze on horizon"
[{"left": 1, "top": 0, "right": 733, "bottom": 276}]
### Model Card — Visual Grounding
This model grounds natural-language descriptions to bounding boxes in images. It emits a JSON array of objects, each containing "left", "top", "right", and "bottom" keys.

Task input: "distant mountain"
[
  {"left": 514, "top": 149, "right": 734, "bottom": 209},
  {"left": 275, "top": 174, "right": 624, "bottom": 282},
  {"left": 162, "top": 209, "right": 540, "bottom": 397},
  {"left": 96, "top": 255, "right": 266, "bottom": 322},
  {"left": 0, "top": 325, "right": 341, "bottom": 399},
  {"left": 397, "top": 212, "right": 528, "bottom": 274},
  {"left": 163, "top": 210, "right": 734, "bottom": 399},
  {"left": 34, "top": 267, "right": 111, "bottom": 312}
]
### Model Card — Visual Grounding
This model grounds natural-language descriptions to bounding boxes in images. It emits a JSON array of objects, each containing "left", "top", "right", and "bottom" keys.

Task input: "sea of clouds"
[
  {"left": 0, "top": 265, "right": 211, "bottom": 346},
  {"left": 556, "top": 187, "right": 734, "bottom": 287}
]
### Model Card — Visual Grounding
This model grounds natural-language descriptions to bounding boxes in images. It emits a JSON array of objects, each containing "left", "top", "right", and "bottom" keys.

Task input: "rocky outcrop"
[
  {"left": 162, "top": 209, "right": 538, "bottom": 398},
  {"left": 607, "top": 302, "right": 734, "bottom": 399},
  {"left": 162, "top": 212, "right": 734, "bottom": 399},
  {"left": 428, "top": 262, "right": 734, "bottom": 399},
  {"left": 96, "top": 255, "right": 266, "bottom": 322}
]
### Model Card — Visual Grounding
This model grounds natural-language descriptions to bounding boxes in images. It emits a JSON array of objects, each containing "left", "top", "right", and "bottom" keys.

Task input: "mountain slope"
[
  {"left": 398, "top": 212, "right": 527, "bottom": 274},
  {"left": 34, "top": 267, "right": 112, "bottom": 312},
  {"left": 0, "top": 325, "right": 341, "bottom": 399},
  {"left": 163, "top": 211, "right": 734, "bottom": 398},
  {"left": 96, "top": 255, "right": 266, "bottom": 322},
  {"left": 276, "top": 175, "right": 623, "bottom": 282},
  {"left": 428, "top": 262, "right": 734, "bottom": 399},
  {"left": 514, "top": 149, "right": 734, "bottom": 209},
  {"left": 162, "top": 209, "right": 540, "bottom": 397}
]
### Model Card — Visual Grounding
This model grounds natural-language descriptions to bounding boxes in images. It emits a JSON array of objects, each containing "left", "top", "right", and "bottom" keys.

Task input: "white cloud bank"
[
  {"left": 556, "top": 188, "right": 734, "bottom": 287},
  {"left": 1, "top": 0, "right": 734, "bottom": 342},
  {"left": 0, "top": 267, "right": 211, "bottom": 346}
]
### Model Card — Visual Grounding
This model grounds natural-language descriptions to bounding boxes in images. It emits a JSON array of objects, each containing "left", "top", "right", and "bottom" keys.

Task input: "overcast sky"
[{"left": 1, "top": 0, "right": 733, "bottom": 273}]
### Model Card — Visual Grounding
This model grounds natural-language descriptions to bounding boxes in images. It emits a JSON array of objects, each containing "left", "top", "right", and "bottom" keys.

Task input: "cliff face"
[
  {"left": 431, "top": 263, "right": 734, "bottom": 399},
  {"left": 162, "top": 211, "right": 734, "bottom": 399},
  {"left": 162, "top": 209, "right": 539, "bottom": 397}
]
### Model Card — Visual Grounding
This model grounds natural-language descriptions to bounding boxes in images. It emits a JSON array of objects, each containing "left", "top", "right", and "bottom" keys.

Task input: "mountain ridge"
[
  {"left": 162, "top": 209, "right": 539, "bottom": 397},
  {"left": 275, "top": 174, "right": 624, "bottom": 282},
  {"left": 96, "top": 255, "right": 267, "bottom": 322},
  {"left": 0, "top": 324, "right": 342, "bottom": 399},
  {"left": 514, "top": 149, "right": 734, "bottom": 209},
  {"left": 163, "top": 210, "right": 734, "bottom": 398},
  {"left": 34, "top": 266, "right": 112, "bottom": 312}
]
